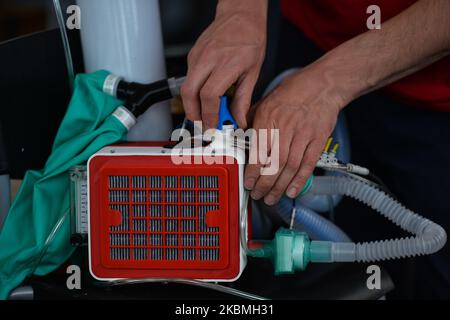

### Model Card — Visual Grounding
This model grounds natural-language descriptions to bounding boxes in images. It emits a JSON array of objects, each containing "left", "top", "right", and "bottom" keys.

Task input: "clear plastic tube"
[
  {"left": 29, "top": 208, "right": 71, "bottom": 275},
  {"left": 99, "top": 190, "right": 267, "bottom": 300},
  {"left": 100, "top": 278, "right": 267, "bottom": 300},
  {"left": 53, "top": 0, "right": 75, "bottom": 90},
  {"left": 240, "top": 190, "right": 251, "bottom": 252},
  {"left": 310, "top": 176, "right": 447, "bottom": 262}
]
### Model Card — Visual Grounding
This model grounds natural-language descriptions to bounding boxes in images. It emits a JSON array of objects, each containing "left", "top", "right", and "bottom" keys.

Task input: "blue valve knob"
[{"left": 217, "top": 96, "right": 238, "bottom": 130}]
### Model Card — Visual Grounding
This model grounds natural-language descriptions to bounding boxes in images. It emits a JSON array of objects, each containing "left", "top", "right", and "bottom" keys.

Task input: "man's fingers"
[
  {"left": 244, "top": 114, "right": 293, "bottom": 201},
  {"left": 263, "top": 135, "right": 308, "bottom": 205},
  {"left": 286, "top": 140, "right": 323, "bottom": 198},
  {"left": 180, "top": 62, "right": 214, "bottom": 122},
  {"left": 199, "top": 68, "right": 241, "bottom": 129},
  {"left": 250, "top": 128, "right": 292, "bottom": 201},
  {"left": 245, "top": 105, "right": 258, "bottom": 127},
  {"left": 230, "top": 72, "right": 258, "bottom": 129},
  {"left": 244, "top": 113, "right": 269, "bottom": 191}
]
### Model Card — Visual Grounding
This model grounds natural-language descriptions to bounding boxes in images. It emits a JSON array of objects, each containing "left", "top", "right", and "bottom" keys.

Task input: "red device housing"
[{"left": 88, "top": 148, "right": 243, "bottom": 281}]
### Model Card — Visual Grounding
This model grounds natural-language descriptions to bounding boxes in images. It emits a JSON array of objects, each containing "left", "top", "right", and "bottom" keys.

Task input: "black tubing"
[{"left": 116, "top": 79, "right": 173, "bottom": 118}]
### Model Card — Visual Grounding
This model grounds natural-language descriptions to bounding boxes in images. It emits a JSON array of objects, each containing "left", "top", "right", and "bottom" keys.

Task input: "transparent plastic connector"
[{"left": 69, "top": 165, "right": 88, "bottom": 246}]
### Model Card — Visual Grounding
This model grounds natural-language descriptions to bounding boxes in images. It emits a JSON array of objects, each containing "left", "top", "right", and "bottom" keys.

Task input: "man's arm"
[
  {"left": 323, "top": 0, "right": 450, "bottom": 103},
  {"left": 245, "top": 0, "right": 450, "bottom": 205}
]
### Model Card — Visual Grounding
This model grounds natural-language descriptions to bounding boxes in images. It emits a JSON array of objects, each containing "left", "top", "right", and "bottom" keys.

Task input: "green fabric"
[{"left": 0, "top": 70, "right": 126, "bottom": 299}]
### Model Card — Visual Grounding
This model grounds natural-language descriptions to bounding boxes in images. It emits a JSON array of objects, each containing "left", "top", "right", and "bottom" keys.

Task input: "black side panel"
[
  {"left": 0, "top": 123, "right": 7, "bottom": 175},
  {"left": 0, "top": 29, "right": 75, "bottom": 178}
]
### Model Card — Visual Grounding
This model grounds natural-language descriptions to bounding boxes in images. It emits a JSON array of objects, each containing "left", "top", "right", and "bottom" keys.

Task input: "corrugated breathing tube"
[{"left": 310, "top": 176, "right": 447, "bottom": 262}]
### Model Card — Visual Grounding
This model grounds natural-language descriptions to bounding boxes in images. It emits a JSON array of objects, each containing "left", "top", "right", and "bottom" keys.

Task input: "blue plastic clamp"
[{"left": 217, "top": 96, "right": 238, "bottom": 130}]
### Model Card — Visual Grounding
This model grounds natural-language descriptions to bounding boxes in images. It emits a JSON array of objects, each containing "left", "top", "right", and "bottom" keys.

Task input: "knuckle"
[
  {"left": 180, "top": 84, "right": 195, "bottom": 100},
  {"left": 270, "top": 184, "right": 285, "bottom": 197},
  {"left": 257, "top": 178, "right": 275, "bottom": 192},
  {"left": 199, "top": 87, "right": 216, "bottom": 102},
  {"left": 296, "top": 171, "right": 311, "bottom": 185},
  {"left": 286, "top": 157, "right": 301, "bottom": 172},
  {"left": 200, "top": 44, "right": 218, "bottom": 60},
  {"left": 292, "top": 172, "right": 309, "bottom": 186},
  {"left": 301, "top": 159, "right": 317, "bottom": 173},
  {"left": 245, "top": 165, "right": 259, "bottom": 176}
]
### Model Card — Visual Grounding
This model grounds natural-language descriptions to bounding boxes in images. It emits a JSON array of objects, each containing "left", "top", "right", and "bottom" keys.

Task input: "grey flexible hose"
[{"left": 310, "top": 176, "right": 447, "bottom": 262}]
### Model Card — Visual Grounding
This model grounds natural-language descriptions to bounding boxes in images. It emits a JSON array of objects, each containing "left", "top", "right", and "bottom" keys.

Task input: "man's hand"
[
  {"left": 244, "top": 64, "right": 349, "bottom": 206},
  {"left": 181, "top": 0, "right": 267, "bottom": 129},
  {"left": 245, "top": 0, "right": 450, "bottom": 206}
]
